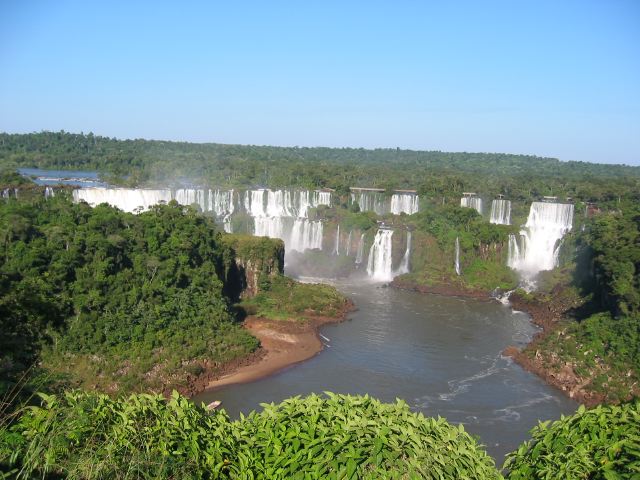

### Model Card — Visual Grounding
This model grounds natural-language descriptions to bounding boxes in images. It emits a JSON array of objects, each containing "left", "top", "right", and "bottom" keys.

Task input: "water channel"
[{"left": 194, "top": 276, "right": 576, "bottom": 462}]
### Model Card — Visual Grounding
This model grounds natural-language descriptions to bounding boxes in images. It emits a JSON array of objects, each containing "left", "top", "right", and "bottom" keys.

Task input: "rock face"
[{"left": 221, "top": 234, "right": 285, "bottom": 300}]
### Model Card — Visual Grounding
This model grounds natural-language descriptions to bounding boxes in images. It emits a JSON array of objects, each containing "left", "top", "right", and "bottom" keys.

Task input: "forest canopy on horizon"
[{"left": 1, "top": 131, "right": 639, "bottom": 206}]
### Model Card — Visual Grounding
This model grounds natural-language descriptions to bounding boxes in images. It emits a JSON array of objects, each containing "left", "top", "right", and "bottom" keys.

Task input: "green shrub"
[
  {"left": 1, "top": 391, "right": 502, "bottom": 479},
  {"left": 233, "top": 393, "right": 501, "bottom": 479},
  {"left": 504, "top": 401, "right": 640, "bottom": 479}
]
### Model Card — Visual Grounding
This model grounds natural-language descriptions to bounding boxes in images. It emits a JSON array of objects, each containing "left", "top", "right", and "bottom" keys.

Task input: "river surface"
[
  {"left": 18, "top": 167, "right": 108, "bottom": 187},
  {"left": 194, "top": 276, "right": 576, "bottom": 462}
]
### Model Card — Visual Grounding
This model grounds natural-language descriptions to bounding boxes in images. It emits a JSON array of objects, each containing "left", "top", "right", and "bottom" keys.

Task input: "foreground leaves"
[
  {"left": 1, "top": 391, "right": 500, "bottom": 479},
  {"left": 504, "top": 401, "right": 640, "bottom": 479}
]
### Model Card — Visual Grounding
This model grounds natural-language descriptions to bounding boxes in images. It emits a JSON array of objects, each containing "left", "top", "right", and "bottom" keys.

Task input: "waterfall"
[
  {"left": 455, "top": 237, "right": 461, "bottom": 276},
  {"left": 390, "top": 194, "right": 419, "bottom": 215},
  {"left": 345, "top": 231, "right": 352, "bottom": 256},
  {"left": 243, "top": 188, "right": 330, "bottom": 253},
  {"left": 355, "top": 233, "right": 366, "bottom": 264},
  {"left": 209, "top": 189, "right": 235, "bottom": 217},
  {"left": 315, "top": 191, "right": 332, "bottom": 207},
  {"left": 334, "top": 225, "right": 340, "bottom": 255},
  {"left": 490, "top": 199, "right": 511, "bottom": 225},
  {"left": 44, "top": 187, "right": 55, "bottom": 198},
  {"left": 461, "top": 196, "right": 483, "bottom": 215},
  {"left": 367, "top": 229, "right": 395, "bottom": 281},
  {"left": 396, "top": 231, "right": 412, "bottom": 274},
  {"left": 73, "top": 188, "right": 173, "bottom": 212},
  {"left": 508, "top": 202, "right": 574, "bottom": 285},
  {"left": 174, "top": 188, "right": 207, "bottom": 211},
  {"left": 351, "top": 191, "right": 386, "bottom": 215},
  {"left": 2, "top": 188, "right": 10, "bottom": 199},
  {"left": 254, "top": 216, "right": 285, "bottom": 239},
  {"left": 289, "top": 219, "right": 323, "bottom": 252}
]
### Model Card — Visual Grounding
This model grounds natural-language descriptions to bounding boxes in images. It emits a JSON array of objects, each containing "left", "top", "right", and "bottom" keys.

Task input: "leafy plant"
[{"left": 504, "top": 401, "right": 640, "bottom": 479}]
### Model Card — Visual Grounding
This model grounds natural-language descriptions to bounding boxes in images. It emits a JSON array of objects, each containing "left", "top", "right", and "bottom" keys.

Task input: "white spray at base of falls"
[
  {"left": 396, "top": 231, "right": 412, "bottom": 275},
  {"left": 355, "top": 233, "right": 366, "bottom": 264},
  {"left": 461, "top": 196, "right": 483, "bottom": 215},
  {"left": 490, "top": 199, "right": 511, "bottom": 225},
  {"left": 455, "top": 237, "right": 461, "bottom": 276},
  {"left": 367, "top": 229, "right": 395, "bottom": 281},
  {"left": 508, "top": 202, "right": 574, "bottom": 287}
]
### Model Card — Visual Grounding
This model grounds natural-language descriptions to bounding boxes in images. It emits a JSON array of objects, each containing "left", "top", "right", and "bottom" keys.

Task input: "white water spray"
[
  {"left": 508, "top": 202, "right": 574, "bottom": 287},
  {"left": 461, "top": 196, "right": 483, "bottom": 215},
  {"left": 490, "top": 199, "right": 511, "bottom": 225},
  {"left": 396, "top": 231, "right": 412, "bottom": 274},
  {"left": 367, "top": 229, "right": 395, "bottom": 281}
]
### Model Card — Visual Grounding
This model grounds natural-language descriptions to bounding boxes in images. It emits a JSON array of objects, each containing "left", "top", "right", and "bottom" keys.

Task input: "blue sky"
[{"left": 1, "top": 1, "right": 639, "bottom": 165}]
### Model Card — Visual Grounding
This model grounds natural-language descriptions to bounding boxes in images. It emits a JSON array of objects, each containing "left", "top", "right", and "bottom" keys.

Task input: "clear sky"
[{"left": 1, "top": 1, "right": 639, "bottom": 165}]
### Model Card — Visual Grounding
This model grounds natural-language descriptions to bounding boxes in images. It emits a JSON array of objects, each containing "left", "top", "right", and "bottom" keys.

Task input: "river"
[{"left": 193, "top": 276, "right": 576, "bottom": 462}]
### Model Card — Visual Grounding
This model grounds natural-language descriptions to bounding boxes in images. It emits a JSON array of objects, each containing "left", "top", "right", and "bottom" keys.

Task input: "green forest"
[
  {"left": 1, "top": 132, "right": 639, "bottom": 478},
  {"left": 2, "top": 131, "right": 639, "bottom": 207}
]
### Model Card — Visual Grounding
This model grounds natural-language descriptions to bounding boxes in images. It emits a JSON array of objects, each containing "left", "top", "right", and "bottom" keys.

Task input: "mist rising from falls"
[
  {"left": 461, "top": 196, "right": 483, "bottom": 215},
  {"left": 367, "top": 229, "right": 394, "bottom": 281},
  {"left": 508, "top": 202, "right": 574, "bottom": 286},
  {"left": 490, "top": 199, "right": 511, "bottom": 225}
]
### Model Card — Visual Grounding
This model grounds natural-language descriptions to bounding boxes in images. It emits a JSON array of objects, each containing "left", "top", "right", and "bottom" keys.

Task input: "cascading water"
[
  {"left": 334, "top": 225, "right": 340, "bottom": 255},
  {"left": 461, "top": 196, "right": 483, "bottom": 215},
  {"left": 355, "top": 233, "right": 366, "bottom": 264},
  {"left": 289, "top": 219, "right": 323, "bottom": 252},
  {"left": 490, "top": 199, "right": 511, "bottom": 225},
  {"left": 345, "top": 231, "right": 352, "bottom": 256},
  {"left": 367, "top": 229, "right": 395, "bottom": 281},
  {"left": 396, "top": 231, "right": 412, "bottom": 274},
  {"left": 508, "top": 202, "right": 574, "bottom": 286},
  {"left": 73, "top": 188, "right": 173, "bottom": 212},
  {"left": 351, "top": 191, "right": 387, "bottom": 215},
  {"left": 174, "top": 188, "right": 208, "bottom": 212},
  {"left": 455, "top": 237, "right": 461, "bottom": 276},
  {"left": 390, "top": 194, "right": 419, "bottom": 215},
  {"left": 44, "top": 187, "right": 55, "bottom": 198},
  {"left": 73, "top": 186, "right": 331, "bottom": 252}
]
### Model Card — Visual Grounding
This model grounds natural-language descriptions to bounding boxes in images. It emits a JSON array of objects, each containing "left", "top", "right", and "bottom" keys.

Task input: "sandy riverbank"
[{"left": 190, "top": 301, "right": 354, "bottom": 396}]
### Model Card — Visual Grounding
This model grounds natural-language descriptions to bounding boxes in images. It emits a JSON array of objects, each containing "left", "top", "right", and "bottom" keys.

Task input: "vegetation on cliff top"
[{"left": 240, "top": 275, "right": 350, "bottom": 321}]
